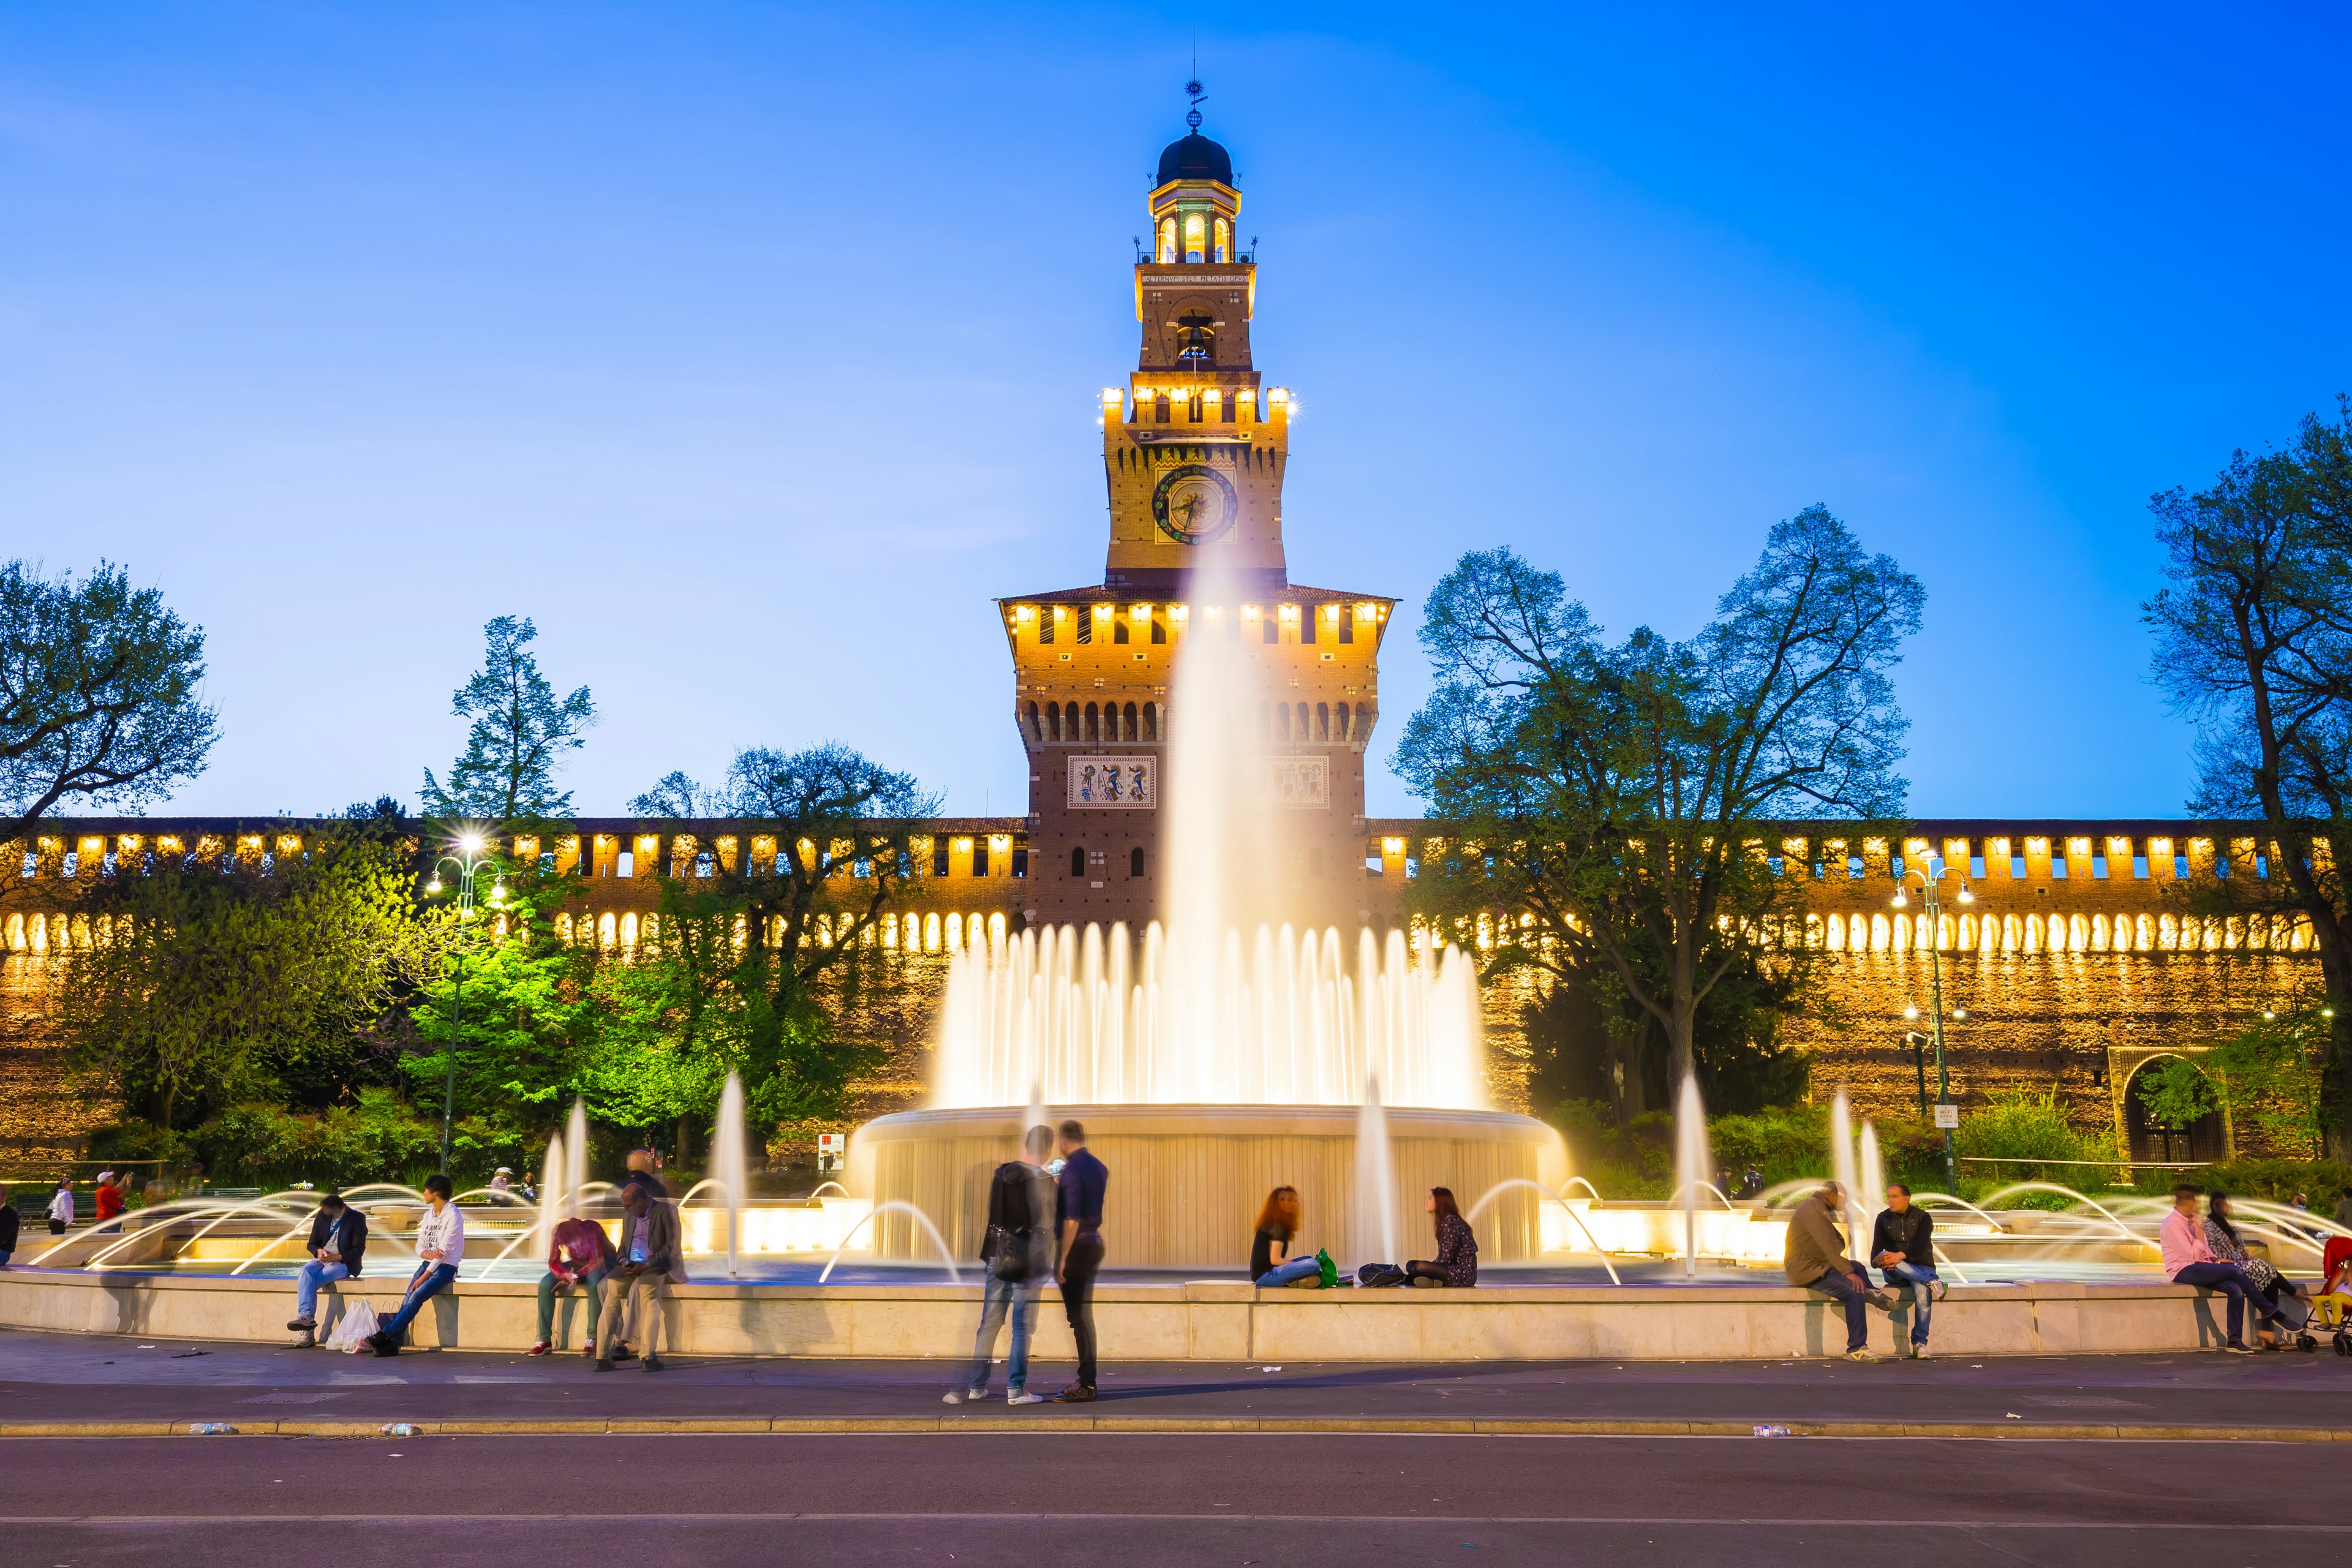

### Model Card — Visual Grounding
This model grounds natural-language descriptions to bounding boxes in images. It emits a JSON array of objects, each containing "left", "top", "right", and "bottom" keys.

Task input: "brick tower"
[{"left": 1000, "top": 95, "right": 1396, "bottom": 934}]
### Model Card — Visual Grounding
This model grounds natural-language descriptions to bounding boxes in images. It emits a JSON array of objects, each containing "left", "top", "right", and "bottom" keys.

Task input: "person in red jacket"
[
  {"left": 532, "top": 1214, "right": 617, "bottom": 1355},
  {"left": 93, "top": 1174, "right": 127, "bottom": 1226}
]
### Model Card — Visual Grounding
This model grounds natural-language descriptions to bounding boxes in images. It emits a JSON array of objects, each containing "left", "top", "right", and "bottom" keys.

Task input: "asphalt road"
[{"left": 8, "top": 1433, "right": 2350, "bottom": 1566}]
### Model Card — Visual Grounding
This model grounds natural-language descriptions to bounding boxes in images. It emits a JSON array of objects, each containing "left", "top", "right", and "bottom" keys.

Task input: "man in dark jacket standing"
[
  {"left": 287, "top": 1193, "right": 368, "bottom": 1347},
  {"left": 1869, "top": 1182, "right": 1945, "bottom": 1358},
  {"left": 595, "top": 1179, "right": 679, "bottom": 1373},
  {"left": 0, "top": 1184, "right": 19, "bottom": 1267},
  {"left": 1052, "top": 1119, "right": 1108, "bottom": 1403},
  {"left": 948, "top": 1124, "right": 1057, "bottom": 1406}
]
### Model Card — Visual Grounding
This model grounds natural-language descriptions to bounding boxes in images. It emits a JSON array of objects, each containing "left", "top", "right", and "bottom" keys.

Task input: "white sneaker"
[
  {"left": 943, "top": 1387, "right": 985, "bottom": 1404},
  {"left": 1007, "top": 1390, "right": 1047, "bottom": 1405},
  {"left": 1844, "top": 1348, "right": 1875, "bottom": 1362},
  {"left": 1910, "top": 1343, "right": 1931, "bottom": 1359}
]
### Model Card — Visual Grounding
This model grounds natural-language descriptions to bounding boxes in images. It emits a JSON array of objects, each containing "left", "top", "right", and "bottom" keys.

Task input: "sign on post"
[
  {"left": 816, "top": 1133, "right": 845, "bottom": 1172},
  {"left": 1932, "top": 1102, "right": 1959, "bottom": 1129}
]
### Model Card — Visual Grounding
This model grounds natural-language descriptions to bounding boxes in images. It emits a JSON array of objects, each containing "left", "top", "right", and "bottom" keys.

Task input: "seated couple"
[{"left": 1251, "top": 1186, "right": 1479, "bottom": 1288}]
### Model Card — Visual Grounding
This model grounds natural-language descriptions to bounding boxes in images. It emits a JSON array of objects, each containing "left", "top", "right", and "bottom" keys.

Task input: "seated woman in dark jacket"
[{"left": 1404, "top": 1187, "right": 1477, "bottom": 1286}]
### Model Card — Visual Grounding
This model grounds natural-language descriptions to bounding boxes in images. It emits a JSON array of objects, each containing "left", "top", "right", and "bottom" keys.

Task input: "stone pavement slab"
[{"left": 0, "top": 1324, "right": 2346, "bottom": 1435}]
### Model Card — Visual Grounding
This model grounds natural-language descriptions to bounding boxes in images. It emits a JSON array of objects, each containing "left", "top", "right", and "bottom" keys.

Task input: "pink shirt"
[{"left": 2160, "top": 1208, "right": 2214, "bottom": 1276}]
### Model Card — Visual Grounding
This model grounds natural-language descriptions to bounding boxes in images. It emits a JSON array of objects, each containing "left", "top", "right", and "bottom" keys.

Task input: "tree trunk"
[{"left": 676, "top": 1112, "right": 696, "bottom": 1170}]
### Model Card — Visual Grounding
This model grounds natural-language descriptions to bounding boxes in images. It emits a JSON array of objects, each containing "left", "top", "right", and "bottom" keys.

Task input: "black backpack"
[{"left": 1357, "top": 1263, "right": 1409, "bottom": 1288}]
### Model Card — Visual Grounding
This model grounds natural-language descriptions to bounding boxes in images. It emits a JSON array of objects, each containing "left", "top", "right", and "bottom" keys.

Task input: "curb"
[{"left": 3, "top": 1417, "right": 2347, "bottom": 1442}]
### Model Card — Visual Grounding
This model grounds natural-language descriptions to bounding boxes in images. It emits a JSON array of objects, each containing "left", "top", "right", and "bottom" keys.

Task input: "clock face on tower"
[{"left": 1151, "top": 463, "right": 1239, "bottom": 545}]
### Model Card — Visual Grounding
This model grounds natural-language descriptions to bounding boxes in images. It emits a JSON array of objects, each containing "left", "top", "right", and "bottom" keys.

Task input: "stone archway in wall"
[{"left": 2113, "top": 1049, "right": 2231, "bottom": 1164}]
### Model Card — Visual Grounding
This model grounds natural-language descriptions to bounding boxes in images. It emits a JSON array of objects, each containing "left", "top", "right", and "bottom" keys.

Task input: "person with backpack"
[
  {"left": 948, "top": 1124, "right": 1057, "bottom": 1406},
  {"left": 1251, "top": 1186, "right": 1321, "bottom": 1287},
  {"left": 367, "top": 1173, "right": 464, "bottom": 1355},
  {"left": 287, "top": 1193, "right": 370, "bottom": 1347}
]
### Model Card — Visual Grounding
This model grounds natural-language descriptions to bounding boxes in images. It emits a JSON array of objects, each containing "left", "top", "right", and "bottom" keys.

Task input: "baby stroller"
[{"left": 2319, "top": 1236, "right": 2352, "bottom": 1358}]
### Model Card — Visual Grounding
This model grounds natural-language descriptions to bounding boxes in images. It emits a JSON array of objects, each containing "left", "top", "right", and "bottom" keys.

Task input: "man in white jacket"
[{"left": 368, "top": 1173, "right": 464, "bottom": 1355}]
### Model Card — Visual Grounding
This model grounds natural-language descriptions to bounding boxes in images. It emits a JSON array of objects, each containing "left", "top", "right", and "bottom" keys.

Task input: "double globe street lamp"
[
  {"left": 1891, "top": 858, "right": 1971, "bottom": 1191},
  {"left": 426, "top": 831, "right": 505, "bottom": 1171}
]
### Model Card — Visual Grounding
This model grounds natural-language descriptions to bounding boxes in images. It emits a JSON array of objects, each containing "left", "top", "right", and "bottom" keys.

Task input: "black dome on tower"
[{"left": 1156, "top": 131, "right": 1234, "bottom": 187}]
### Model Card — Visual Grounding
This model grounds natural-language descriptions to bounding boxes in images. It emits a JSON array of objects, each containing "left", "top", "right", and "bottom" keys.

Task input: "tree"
[
  {"left": 1395, "top": 508, "right": 1922, "bottom": 1110},
  {"left": 422, "top": 616, "right": 596, "bottom": 823},
  {"left": 2146, "top": 398, "right": 2352, "bottom": 1156},
  {"left": 54, "top": 828, "right": 433, "bottom": 1129},
  {"left": 0, "top": 560, "right": 217, "bottom": 848},
  {"left": 628, "top": 742, "right": 940, "bottom": 990}
]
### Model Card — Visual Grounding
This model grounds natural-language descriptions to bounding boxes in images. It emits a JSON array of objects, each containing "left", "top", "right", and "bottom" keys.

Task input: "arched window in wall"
[
  {"left": 1277, "top": 706, "right": 1292, "bottom": 741},
  {"left": 1122, "top": 702, "right": 1138, "bottom": 741},
  {"left": 1295, "top": 702, "right": 1311, "bottom": 739},
  {"left": 1315, "top": 702, "right": 1330, "bottom": 741},
  {"left": 1336, "top": 706, "right": 1352, "bottom": 741},
  {"left": 1213, "top": 217, "right": 1230, "bottom": 261},
  {"left": 1084, "top": 702, "right": 1100, "bottom": 742},
  {"left": 1145, "top": 703, "right": 1161, "bottom": 741},
  {"left": 1130, "top": 846, "right": 1145, "bottom": 878},
  {"left": 1070, "top": 845, "right": 1086, "bottom": 877},
  {"left": 1025, "top": 701, "right": 1041, "bottom": 741},
  {"left": 1183, "top": 213, "right": 1205, "bottom": 262},
  {"left": 1157, "top": 218, "right": 1177, "bottom": 263}
]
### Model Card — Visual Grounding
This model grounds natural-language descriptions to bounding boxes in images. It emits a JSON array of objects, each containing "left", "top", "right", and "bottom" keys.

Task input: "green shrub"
[
  {"left": 184, "top": 1089, "right": 539, "bottom": 1191},
  {"left": 2132, "top": 1158, "right": 2352, "bottom": 1205}
]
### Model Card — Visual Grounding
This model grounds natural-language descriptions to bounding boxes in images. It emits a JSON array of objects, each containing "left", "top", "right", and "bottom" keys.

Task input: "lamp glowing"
[
  {"left": 1952, "top": 1008, "right": 1967, "bottom": 1020},
  {"left": 426, "top": 875, "right": 442, "bottom": 895},
  {"left": 1957, "top": 886, "right": 1974, "bottom": 904},
  {"left": 459, "top": 832, "right": 484, "bottom": 855},
  {"left": 1904, "top": 1005, "right": 1920, "bottom": 1021},
  {"left": 1890, "top": 889, "right": 1909, "bottom": 909}
]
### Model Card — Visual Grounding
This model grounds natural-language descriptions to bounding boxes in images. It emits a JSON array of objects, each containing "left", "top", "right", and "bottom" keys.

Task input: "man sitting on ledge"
[
  {"left": 1785, "top": 1180, "right": 1894, "bottom": 1362},
  {"left": 287, "top": 1193, "right": 368, "bottom": 1347},
  {"left": 2161, "top": 1183, "right": 2274, "bottom": 1354}
]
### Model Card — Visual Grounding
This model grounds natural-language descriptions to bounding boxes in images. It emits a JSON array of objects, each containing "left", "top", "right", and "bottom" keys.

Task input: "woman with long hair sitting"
[
  {"left": 2207, "top": 1191, "right": 2300, "bottom": 1343},
  {"left": 1404, "top": 1187, "right": 1479, "bottom": 1287},
  {"left": 1251, "top": 1186, "right": 1320, "bottom": 1287}
]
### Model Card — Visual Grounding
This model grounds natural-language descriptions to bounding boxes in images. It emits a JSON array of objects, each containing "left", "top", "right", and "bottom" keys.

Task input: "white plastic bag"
[{"left": 327, "top": 1298, "right": 379, "bottom": 1353}]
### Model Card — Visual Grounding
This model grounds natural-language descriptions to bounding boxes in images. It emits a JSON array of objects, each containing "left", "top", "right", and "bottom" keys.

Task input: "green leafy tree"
[
  {"left": 54, "top": 829, "right": 432, "bottom": 1129},
  {"left": 1396, "top": 509, "right": 1921, "bottom": 1113},
  {"left": 2136, "top": 1004, "right": 2329, "bottom": 1158},
  {"left": 0, "top": 560, "right": 217, "bottom": 846},
  {"left": 2146, "top": 398, "right": 2352, "bottom": 1155},
  {"left": 422, "top": 616, "right": 597, "bottom": 823}
]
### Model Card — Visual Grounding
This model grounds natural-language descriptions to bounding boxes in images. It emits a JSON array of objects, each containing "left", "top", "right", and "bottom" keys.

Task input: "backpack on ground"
[
  {"left": 1316, "top": 1250, "right": 1338, "bottom": 1288},
  {"left": 1356, "top": 1262, "right": 1408, "bottom": 1289}
]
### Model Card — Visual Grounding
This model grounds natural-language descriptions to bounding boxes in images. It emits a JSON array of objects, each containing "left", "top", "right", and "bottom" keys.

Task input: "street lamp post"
[
  {"left": 426, "top": 831, "right": 505, "bottom": 1172},
  {"left": 1893, "top": 858, "right": 1972, "bottom": 1193}
]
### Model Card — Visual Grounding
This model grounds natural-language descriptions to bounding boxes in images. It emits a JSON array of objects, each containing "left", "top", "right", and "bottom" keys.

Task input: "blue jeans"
[
  {"left": 379, "top": 1262, "right": 458, "bottom": 1342},
  {"left": 1256, "top": 1255, "right": 1321, "bottom": 1287},
  {"left": 1878, "top": 1261, "right": 1938, "bottom": 1345},
  {"left": 963, "top": 1273, "right": 1038, "bottom": 1394},
  {"left": 2174, "top": 1261, "right": 2275, "bottom": 1344},
  {"left": 295, "top": 1259, "right": 349, "bottom": 1319},
  {"left": 1807, "top": 1267, "right": 1871, "bottom": 1352}
]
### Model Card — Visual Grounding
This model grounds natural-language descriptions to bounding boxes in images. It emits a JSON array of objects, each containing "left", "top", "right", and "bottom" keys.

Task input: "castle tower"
[{"left": 1000, "top": 96, "right": 1395, "bottom": 934}]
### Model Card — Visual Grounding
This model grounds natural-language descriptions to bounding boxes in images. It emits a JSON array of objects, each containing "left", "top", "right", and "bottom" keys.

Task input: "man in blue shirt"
[{"left": 1052, "top": 1119, "right": 1108, "bottom": 1403}]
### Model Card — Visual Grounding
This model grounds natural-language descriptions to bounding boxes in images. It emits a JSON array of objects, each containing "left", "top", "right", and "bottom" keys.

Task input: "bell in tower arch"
[{"left": 1175, "top": 309, "right": 1215, "bottom": 367}]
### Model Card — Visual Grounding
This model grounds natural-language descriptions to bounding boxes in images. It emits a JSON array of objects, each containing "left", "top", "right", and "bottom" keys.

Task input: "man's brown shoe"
[{"left": 1054, "top": 1385, "right": 1098, "bottom": 1403}]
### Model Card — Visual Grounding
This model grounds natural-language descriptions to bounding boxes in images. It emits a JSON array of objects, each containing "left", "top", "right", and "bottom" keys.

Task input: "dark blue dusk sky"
[{"left": 6, "top": 4, "right": 2348, "bottom": 821}]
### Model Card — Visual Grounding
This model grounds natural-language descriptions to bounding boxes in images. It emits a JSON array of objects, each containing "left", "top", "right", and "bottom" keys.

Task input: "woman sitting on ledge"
[
  {"left": 1404, "top": 1187, "right": 1477, "bottom": 1287},
  {"left": 1251, "top": 1186, "right": 1319, "bottom": 1287}
]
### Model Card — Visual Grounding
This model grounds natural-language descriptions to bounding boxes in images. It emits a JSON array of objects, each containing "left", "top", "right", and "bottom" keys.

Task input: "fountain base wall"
[
  {"left": 0, "top": 1269, "right": 2247, "bottom": 1362},
  {"left": 848, "top": 1104, "right": 1565, "bottom": 1270}
]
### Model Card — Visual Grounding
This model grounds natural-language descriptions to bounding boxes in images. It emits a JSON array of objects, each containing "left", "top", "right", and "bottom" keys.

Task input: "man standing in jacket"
[
  {"left": 1052, "top": 1120, "right": 1108, "bottom": 1403},
  {"left": 2163, "top": 1183, "right": 2273, "bottom": 1353},
  {"left": 949, "top": 1124, "right": 1057, "bottom": 1406},
  {"left": 531, "top": 1212, "right": 616, "bottom": 1355},
  {"left": 1870, "top": 1183, "right": 1945, "bottom": 1358},
  {"left": 368, "top": 1174, "right": 463, "bottom": 1356},
  {"left": 1785, "top": 1180, "right": 1894, "bottom": 1360},
  {"left": 0, "top": 1184, "right": 19, "bottom": 1266},
  {"left": 595, "top": 1179, "right": 679, "bottom": 1372},
  {"left": 288, "top": 1193, "right": 369, "bottom": 1347}
]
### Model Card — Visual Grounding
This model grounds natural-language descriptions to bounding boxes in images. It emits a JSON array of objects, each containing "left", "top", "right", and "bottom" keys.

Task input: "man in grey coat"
[
  {"left": 1785, "top": 1180, "right": 1894, "bottom": 1360},
  {"left": 595, "top": 1181, "right": 679, "bottom": 1373}
]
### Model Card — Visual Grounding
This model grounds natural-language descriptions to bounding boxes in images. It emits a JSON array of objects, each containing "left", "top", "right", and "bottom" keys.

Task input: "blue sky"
[{"left": 6, "top": 4, "right": 2347, "bottom": 821}]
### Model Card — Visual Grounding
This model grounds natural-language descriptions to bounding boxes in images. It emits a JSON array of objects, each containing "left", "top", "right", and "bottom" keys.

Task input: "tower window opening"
[
  {"left": 1025, "top": 701, "right": 1041, "bottom": 741},
  {"left": 1150, "top": 616, "right": 1166, "bottom": 644},
  {"left": 933, "top": 843, "right": 950, "bottom": 877},
  {"left": 1145, "top": 703, "right": 1161, "bottom": 741},
  {"left": 1012, "top": 848, "right": 1028, "bottom": 878},
  {"left": 1183, "top": 212, "right": 1205, "bottom": 262},
  {"left": 1296, "top": 702, "right": 1311, "bottom": 739},
  {"left": 1076, "top": 612, "right": 1092, "bottom": 645},
  {"left": 1337, "top": 706, "right": 1352, "bottom": 741},
  {"left": 1213, "top": 217, "right": 1230, "bottom": 262},
  {"left": 973, "top": 840, "right": 990, "bottom": 876},
  {"left": 1123, "top": 701, "right": 1139, "bottom": 741},
  {"left": 1071, "top": 845, "right": 1086, "bottom": 877},
  {"left": 1339, "top": 611, "right": 1355, "bottom": 644},
  {"left": 1131, "top": 846, "right": 1146, "bottom": 878},
  {"left": 1114, "top": 617, "right": 1130, "bottom": 644},
  {"left": 1039, "top": 614, "right": 1055, "bottom": 644},
  {"left": 1301, "top": 608, "right": 1317, "bottom": 644},
  {"left": 1084, "top": 701, "right": 1100, "bottom": 742},
  {"left": 1316, "top": 702, "right": 1330, "bottom": 741},
  {"left": 1278, "top": 706, "right": 1292, "bottom": 741},
  {"left": 1157, "top": 218, "right": 1176, "bottom": 263},
  {"left": 1262, "top": 617, "right": 1278, "bottom": 644}
]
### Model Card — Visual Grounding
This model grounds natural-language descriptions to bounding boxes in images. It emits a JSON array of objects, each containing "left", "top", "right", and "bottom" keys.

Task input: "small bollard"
[
  {"left": 1752, "top": 1423, "right": 1790, "bottom": 1438},
  {"left": 189, "top": 1422, "right": 236, "bottom": 1436},
  {"left": 380, "top": 1423, "right": 420, "bottom": 1438}
]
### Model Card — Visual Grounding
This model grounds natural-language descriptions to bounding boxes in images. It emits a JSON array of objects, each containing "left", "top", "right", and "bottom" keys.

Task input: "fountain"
[
  {"left": 1829, "top": 1089, "right": 1863, "bottom": 1261},
  {"left": 564, "top": 1098, "right": 588, "bottom": 1217},
  {"left": 1857, "top": 1118, "right": 1884, "bottom": 1266},
  {"left": 1673, "top": 1073, "right": 1710, "bottom": 1278},
  {"left": 850, "top": 555, "right": 1560, "bottom": 1269},
  {"left": 1354, "top": 1074, "right": 1400, "bottom": 1272},
  {"left": 712, "top": 1070, "right": 747, "bottom": 1278}
]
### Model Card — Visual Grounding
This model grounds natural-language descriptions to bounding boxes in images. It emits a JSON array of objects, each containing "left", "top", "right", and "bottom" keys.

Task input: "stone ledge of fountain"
[{"left": 0, "top": 1265, "right": 2251, "bottom": 1362}]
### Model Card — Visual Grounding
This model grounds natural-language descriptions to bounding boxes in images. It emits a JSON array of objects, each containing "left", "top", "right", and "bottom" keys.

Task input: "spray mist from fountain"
[
  {"left": 714, "top": 1070, "right": 747, "bottom": 1279},
  {"left": 1830, "top": 1089, "right": 1863, "bottom": 1261},
  {"left": 1674, "top": 1073, "right": 1711, "bottom": 1277},
  {"left": 1355, "top": 1074, "right": 1400, "bottom": 1271}
]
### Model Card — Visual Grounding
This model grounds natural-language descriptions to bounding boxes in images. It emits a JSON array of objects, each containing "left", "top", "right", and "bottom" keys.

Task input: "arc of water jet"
[
  {"left": 1977, "top": 1182, "right": 2143, "bottom": 1244},
  {"left": 78, "top": 1201, "right": 334, "bottom": 1272},
  {"left": 228, "top": 1210, "right": 331, "bottom": 1276},
  {"left": 1664, "top": 1180, "right": 1740, "bottom": 1213},
  {"left": 816, "top": 1200, "right": 963, "bottom": 1285},
  {"left": 1908, "top": 1193, "right": 2012, "bottom": 1233},
  {"left": 1461, "top": 1179, "right": 1622, "bottom": 1286},
  {"left": 1928, "top": 1245, "right": 1972, "bottom": 1286},
  {"left": 807, "top": 1181, "right": 850, "bottom": 1200}
]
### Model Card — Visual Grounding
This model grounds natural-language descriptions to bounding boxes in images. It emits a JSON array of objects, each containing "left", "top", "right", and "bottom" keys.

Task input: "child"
[{"left": 2314, "top": 1237, "right": 2352, "bottom": 1329}]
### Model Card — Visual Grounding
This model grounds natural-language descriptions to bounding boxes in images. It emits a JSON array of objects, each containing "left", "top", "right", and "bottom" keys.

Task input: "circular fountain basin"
[{"left": 849, "top": 1103, "right": 1564, "bottom": 1270}]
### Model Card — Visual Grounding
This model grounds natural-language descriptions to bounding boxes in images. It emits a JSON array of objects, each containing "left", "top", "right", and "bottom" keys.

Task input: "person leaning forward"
[
  {"left": 1786, "top": 1180, "right": 1894, "bottom": 1360},
  {"left": 595, "top": 1180, "right": 679, "bottom": 1373}
]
